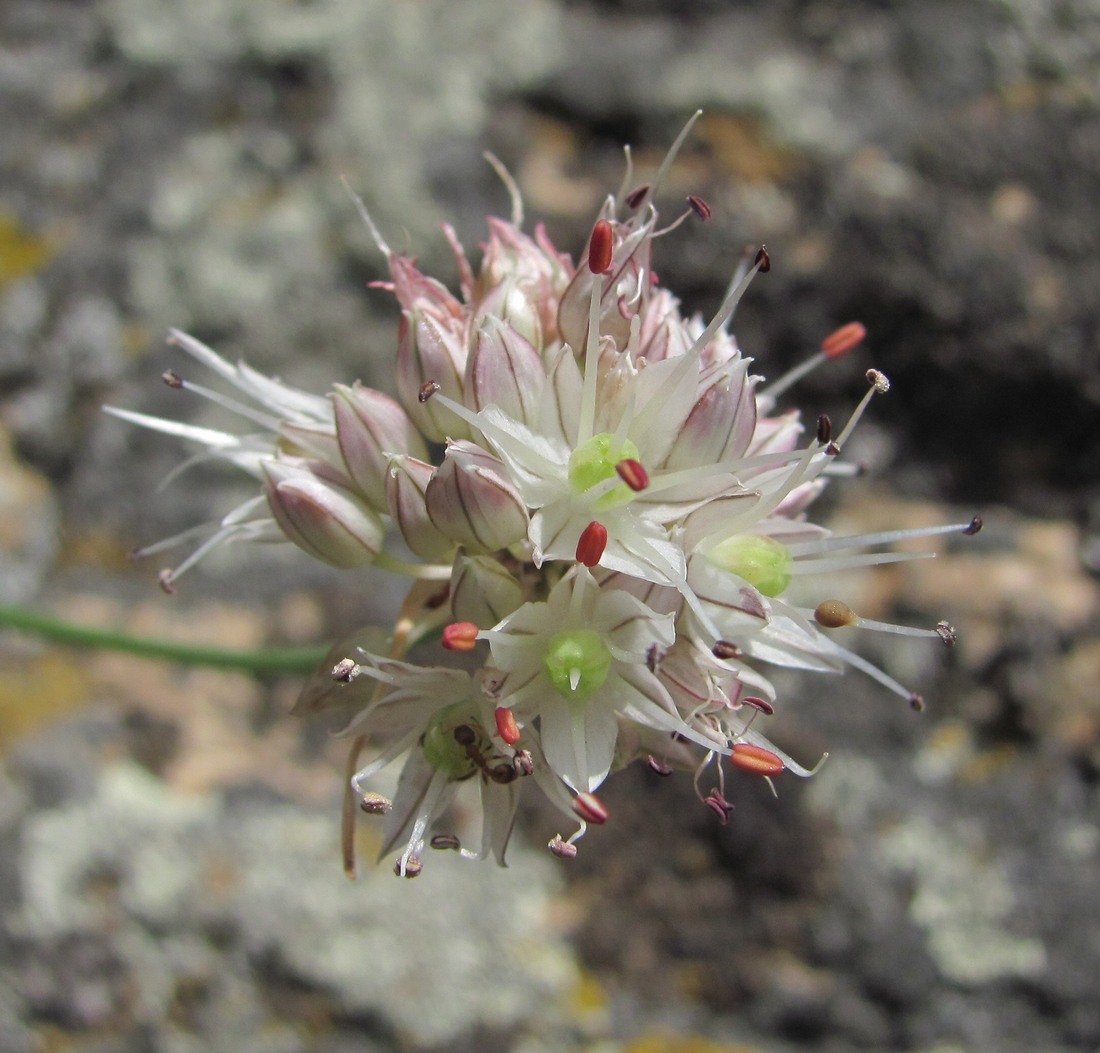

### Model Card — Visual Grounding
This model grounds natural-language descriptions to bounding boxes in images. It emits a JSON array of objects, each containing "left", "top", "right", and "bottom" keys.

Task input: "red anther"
[
  {"left": 418, "top": 380, "right": 440, "bottom": 403},
  {"left": 161, "top": 369, "right": 184, "bottom": 389},
  {"left": 624, "top": 184, "right": 650, "bottom": 210},
  {"left": 548, "top": 834, "right": 578, "bottom": 859},
  {"left": 964, "top": 515, "right": 983, "bottom": 535},
  {"left": 730, "top": 742, "right": 785, "bottom": 777},
  {"left": 360, "top": 792, "right": 393, "bottom": 815},
  {"left": 442, "top": 621, "right": 480, "bottom": 651},
  {"left": 646, "top": 755, "right": 674, "bottom": 776},
  {"left": 687, "top": 194, "right": 712, "bottom": 220},
  {"left": 575, "top": 520, "right": 608, "bottom": 567},
  {"left": 615, "top": 458, "right": 650, "bottom": 491},
  {"left": 712, "top": 640, "right": 741, "bottom": 660},
  {"left": 741, "top": 696, "right": 775, "bottom": 716},
  {"left": 754, "top": 245, "right": 771, "bottom": 273},
  {"left": 588, "top": 219, "right": 614, "bottom": 275},
  {"left": 821, "top": 321, "right": 867, "bottom": 360},
  {"left": 573, "top": 791, "right": 609, "bottom": 825},
  {"left": 495, "top": 706, "right": 521, "bottom": 745}
]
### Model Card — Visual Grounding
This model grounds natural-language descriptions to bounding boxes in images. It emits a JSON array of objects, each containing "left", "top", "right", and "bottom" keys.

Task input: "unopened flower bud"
[
  {"left": 262, "top": 459, "right": 383, "bottom": 568},
  {"left": 396, "top": 309, "right": 469, "bottom": 442},
  {"left": 332, "top": 382, "right": 428, "bottom": 510},
  {"left": 426, "top": 442, "right": 529, "bottom": 553},
  {"left": 464, "top": 313, "right": 543, "bottom": 424},
  {"left": 450, "top": 551, "right": 524, "bottom": 627},
  {"left": 385, "top": 455, "right": 454, "bottom": 561}
]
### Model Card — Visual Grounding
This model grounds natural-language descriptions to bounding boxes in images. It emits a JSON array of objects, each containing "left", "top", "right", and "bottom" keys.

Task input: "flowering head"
[{"left": 107, "top": 113, "right": 981, "bottom": 876}]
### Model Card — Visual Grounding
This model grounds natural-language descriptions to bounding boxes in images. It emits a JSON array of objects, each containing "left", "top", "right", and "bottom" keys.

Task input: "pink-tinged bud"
[
  {"left": 730, "top": 742, "right": 785, "bottom": 777},
  {"left": 332, "top": 383, "right": 429, "bottom": 510},
  {"left": 442, "top": 621, "right": 480, "bottom": 652},
  {"left": 384, "top": 455, "right": 454, "bottom": 561},
  {"left": 495, "top": 706, "right": 520, "bottom": 745},
  {"left": 662, "top": 362, "right": 757, "bottom": 471},
  {"left": 449, "top": 551, "right": 524, "bottom": 627},
  {"left": 464, "top": 314, "right": 544, "bottom": 424},
  {"left": 548, "top": 834, "right": 578, "bottom": 859},
  {"left": 575, "top": 521, "right": 608, "bottom": 567},
  {"left": 821, "top": 321, "right": 867, "bottom": 360},
  {"left": 615, "top": 458, "right": 649, "bottom": 492},
  {"left": 277, "top": 421, "right": 344, "bottom": 469},
  {"left": 395, "top": 309, "right": 470, "bottom": 442},
  {"left": 573, "top": 791, "right": 609, "bottom": 825},
  {"left": 425, "top": 442, "right": 529, "bottom": 553},
  {"left": 588, "top": 219, "right": 614, "bottom": 274},
  {"left": 262, "top": 459, "right": 383, "bottom": 568},
  {"left": 474, "top": 280, "right": 543, "bottom": 349}
]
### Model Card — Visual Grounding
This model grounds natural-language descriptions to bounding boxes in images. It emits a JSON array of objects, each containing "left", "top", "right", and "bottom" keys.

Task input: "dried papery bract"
[{"left": 107, "top": 114, "right": 979, "bottom": 877}]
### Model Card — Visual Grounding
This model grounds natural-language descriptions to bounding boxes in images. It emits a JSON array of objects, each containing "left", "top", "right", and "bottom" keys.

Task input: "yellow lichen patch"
[
  {"left": 0, "top": 212, "right": 53, "bottom": 288},
  {"left": 0, "top": 652, "right": 89, "bottom": 750},
  {"left": 626, "top": 1032, "right": 763, "bottom": 1053}
]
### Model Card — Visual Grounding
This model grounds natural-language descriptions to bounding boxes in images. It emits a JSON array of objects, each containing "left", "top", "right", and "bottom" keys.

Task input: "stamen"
[
  {"left": 687, "top": 194, "right": 712, "bottom": 220},
  {"left": 935, "top": 621, "right": 957, "bottom": 646},
  {"left": 816, "top": 414, "right": 832, "bottom": 445},
  {"left": 754, "top": 245, "right": 771, "bottom": 273},
  {"left": 615, "top": 458, "right": 650, "bottom": 491},
  {"left": 785, "top": 519, "right": 981, "bottom": 557},
  {"left": 442, "top": 621, "right": 480, "bottom": 651},
  {"left": 331, "top": 657, "right": 360, "bottom": 682},
  {"left": 548, "top": 834, "right": 578, "bottom": 859},
  {"left": 830, "top": 370, "right": 891, "bottom": 451},
  {"left": 418, "top": 380, "right": 440, "bottom": 403},
  {"left": 576, "top": 521, "right": 608, "bottom": 567},
  {"left": 811, "top": 599, "right": 950, "bottom": 643},
  {"left": 430, "top": 833, "right": 462, "bottom": 851},
  {"left": 822, "top": 321, "right": 867, "bottom": 359},
  {"left": 647, "top": 755, "right": 674, "bottom": 776},
  {"left": 730, "top": 742, "right": 785, "bottom": 777},
  {"left": 964, "top": 515, "right": 983, "bottom": 535},
  {"left": 360, "top": 792, "right": 393, "bottom": 815},
  {"left": 712, "top": 640, "right": 741, "bottom": 660},
  {"left": 704, "top": 787, "right": 734, "bottom": 823},
  {"left": 741, "top": 696, "right": 775, "bottom": 716},
  {"left": 577, "top": 266, "right": 604, "bottom": 445},
  {"left": 394, "top": 857, "right": 423, "bottom": 878},
  {"left": 624, "top": 184, "right": 650, "bottom": 210},
  {"left": 495, "top": 706, "right": 521, "bottom": 745},
  {"left": 158, "top": 568, "right": 175, "bottom": 595},
  {"left": 573, "top": 791, "right": 609, "bottom": 825},
  {"left": 482, "top": 151, "right": 524, "bottom": 227},
  {"left": 162, "top": 369, "right": 184, "bottom": 389},
  {"left": 588, "top": 219, "right": 614, "bottom": 274}
]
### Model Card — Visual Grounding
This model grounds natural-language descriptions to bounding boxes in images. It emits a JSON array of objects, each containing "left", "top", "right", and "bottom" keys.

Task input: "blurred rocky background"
[{"left": 2, "top": 0, "right": 1099, "bottom": 1051}]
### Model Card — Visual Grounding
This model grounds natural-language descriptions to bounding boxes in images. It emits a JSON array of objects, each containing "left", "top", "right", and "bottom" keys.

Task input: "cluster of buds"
[{"left": 107, "top": 115, "right": 979, "bottom": 877}]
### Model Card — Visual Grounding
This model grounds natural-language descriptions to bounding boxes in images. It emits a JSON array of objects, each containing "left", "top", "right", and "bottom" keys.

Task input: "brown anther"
[
  {"left": 704, "top": 788, "right": 734, "bottom": 824},
  {"left": 575, "top": 520, "right": 608, "bottom": 567},
  {"left": 157, "top": 569, "right": 175, "bottom": 595},
  {"left": 866, "top": 368, "right": 890, "bottom": 394},
  {"left": 615, "top": 458, "right": 650, "bottom": 492},
  {"left": 815, "top": 599, "right": 856, "bottom": 629},
  {"left": 395, "top": 857, "right": 423, "bottom": 878},
  {"left": 754, "top": 245, "right": 771, "bottom": 273},
  {"left": 825, "top": 441, "right": 841, "bottom": 456},
  {"left": 816, "top": 414, "right": 832, "bottom": 445},
  {"left": 645, "top": 643, "right": 664, "bottom": 674},
  {"left": 548, "top": 834, "right": 578, "bottom": 859},
  {"left": 624, "top": 184, "right": 650, "bottom": 210},
  {"left": 418, "top": 380, "right": 440, "bottom": 403},
  {"left": 909, "top": 693, "right": 926, "bottom": 712},
  {"left": 935, "top": 621, "right": 957, "bottom": 647},
  {"left": 161, "top": 369, "right": 184, "bottom": 389},
  {"left": 741, "top": 696, "right": 775, "bottom": 716},
  {"left": 360, "top": 792, "right": 393, "bottom": 815},
  {"left": 573, "top": 791, "right": 609, "bottom": 825},
  {"left": 588, "top": 219, "right": 614, "bottom": 275},
  {"left": 687, "top": 194, "right": 712, "bottom": 220},
  {"left": 821, "top": 321, "right": 867, "bottom": 360},
  {"left": 712, "top": 640, "right": 741, "bottom": 660},
  {"left": 430, "top": 833, "right": 462, "bottom": 851},
  {"left": 442, "top": 621, "right": 480, "bottom": 651},
  {"left": 730, "top": 742, "right": 785, "bottom": 777},
  {"left": 646, "top": 755, "right": 674, "bottom": 776},
  {"left": 964, "top": 515, "right": 983, "bottom": 535},
  {"left": 495, "top": 706, "right": 521, "bottom": 746},
  {"left": 331, "top": 657, "right": 359, "bottom": 683}
]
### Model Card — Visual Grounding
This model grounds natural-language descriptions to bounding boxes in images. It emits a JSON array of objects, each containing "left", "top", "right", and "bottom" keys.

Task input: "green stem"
[{"left": 0, "top": 604, "right": 328, "bottom": 675}]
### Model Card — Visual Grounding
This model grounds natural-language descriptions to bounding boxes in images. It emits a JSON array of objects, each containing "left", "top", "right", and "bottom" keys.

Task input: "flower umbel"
[{"left": 108, "top": 113, "right": 979, "bottom": 875}]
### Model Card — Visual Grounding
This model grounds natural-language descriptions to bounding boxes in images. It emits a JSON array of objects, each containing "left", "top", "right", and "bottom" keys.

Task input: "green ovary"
[
  {"left": 568, "top": 433, "right": 639, "bottom": 511},
  {"left": 421, "top": 703, "right": 479, "bottom": 778},
  {"left": 543, "top": 629, "right": 612, "bottom": 701},
  {"left": 708, "top": 534, "right": 793, "bottom": 597}
]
